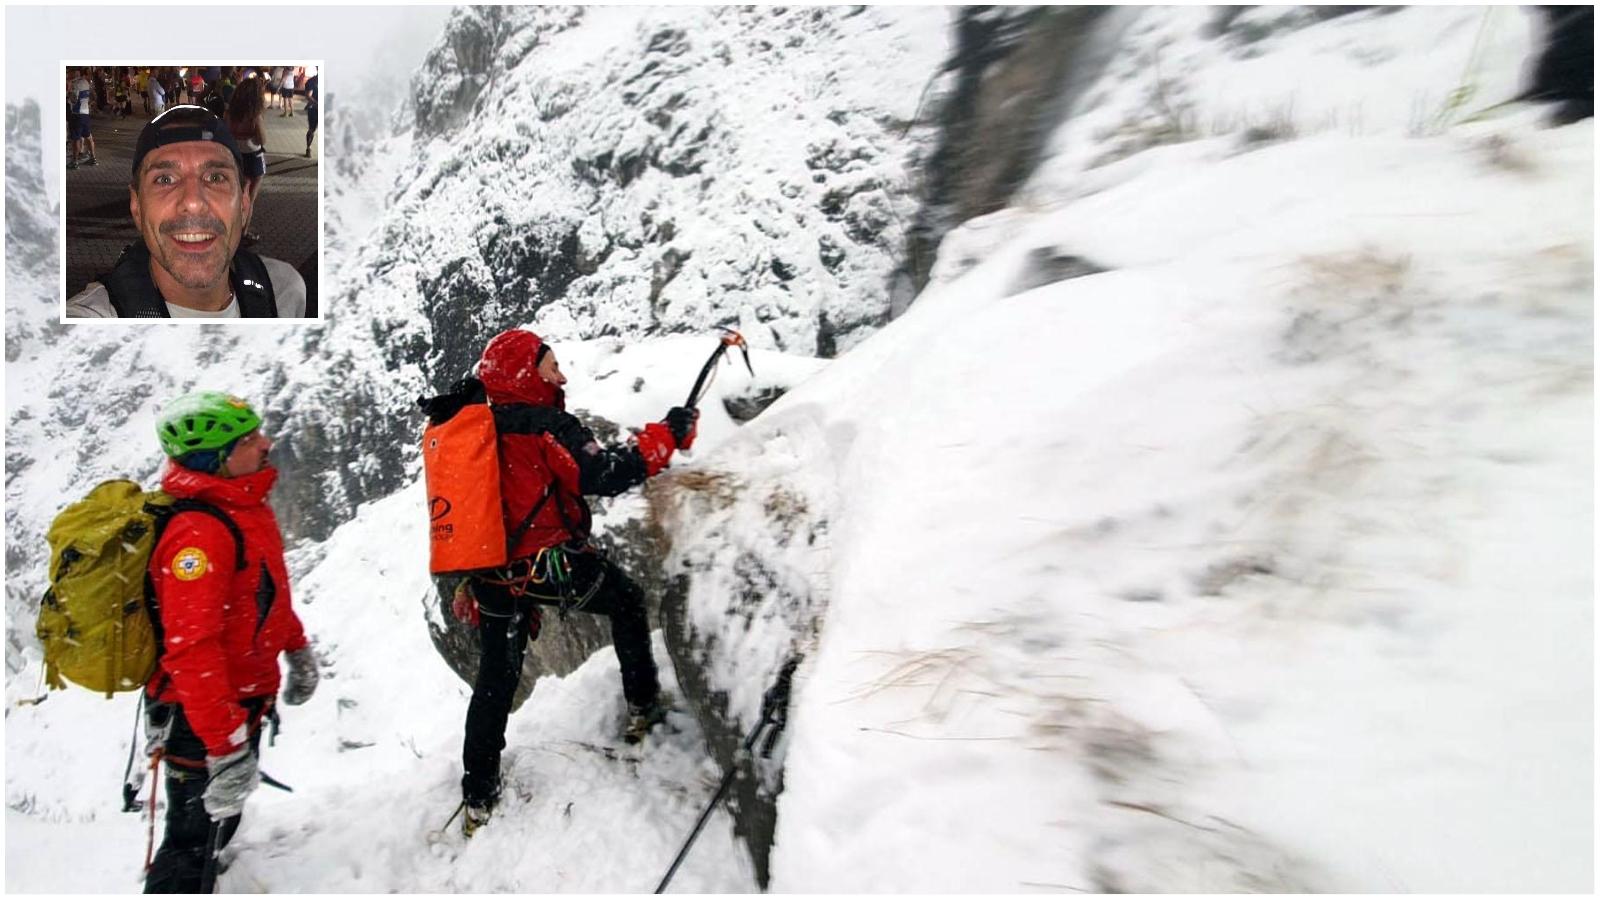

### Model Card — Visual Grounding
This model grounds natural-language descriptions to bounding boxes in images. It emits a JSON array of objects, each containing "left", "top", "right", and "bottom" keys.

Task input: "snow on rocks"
[{"left": 754, "top": 93, "right": 1590, "bottom": 900}]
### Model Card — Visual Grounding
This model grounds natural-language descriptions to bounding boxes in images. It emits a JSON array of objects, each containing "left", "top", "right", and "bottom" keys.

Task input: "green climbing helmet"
[{"left": 156, "top": 391, "right": 262, "bottom": 458}]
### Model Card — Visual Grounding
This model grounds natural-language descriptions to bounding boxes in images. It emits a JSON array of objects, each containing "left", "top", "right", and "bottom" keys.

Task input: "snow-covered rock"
[{"left": 396, "top": 5, "right": 950, "bottom": 372}]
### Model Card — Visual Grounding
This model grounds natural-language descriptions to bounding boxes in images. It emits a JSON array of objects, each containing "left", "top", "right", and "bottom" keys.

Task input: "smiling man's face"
[{"left": 129, "top": 142, "right": 251, "bottom": 301}]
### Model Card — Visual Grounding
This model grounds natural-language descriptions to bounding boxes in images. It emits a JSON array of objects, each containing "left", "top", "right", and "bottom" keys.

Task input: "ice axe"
[{"left": 683, "top": 327, "right": 753, "bottom": 410}]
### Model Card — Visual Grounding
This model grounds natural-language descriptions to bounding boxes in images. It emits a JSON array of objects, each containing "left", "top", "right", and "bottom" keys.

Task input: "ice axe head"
[
  {"left": 686, "top": 328, "right": 755, "bottom": 409},
  {"left": 718, "top": 327, "right": 754, "bottom": 377}
]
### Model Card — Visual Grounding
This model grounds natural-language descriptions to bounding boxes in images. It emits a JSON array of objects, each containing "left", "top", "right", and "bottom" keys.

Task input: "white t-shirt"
[
  {"left": 150, "top": 78, "right": 165, "bottom": 104},
  {"left": 72, "top": 77, "right": 93, "bottom": 115},
  {"left": 166, "top": 294, "right": 241, "bottom": 318}
]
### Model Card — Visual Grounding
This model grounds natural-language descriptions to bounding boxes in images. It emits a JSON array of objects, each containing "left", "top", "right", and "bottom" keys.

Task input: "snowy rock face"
[
  {"left": 906, "top": 6, "right": 1119, "bottom": 292},
  {"left": 651, "top": 448, "right": 832, "bottom": 886},
  {"left": 4, "top": 100, "right": 65, "bottom": 668},
  {"left": 392, "top": 5, "right": 949, "bottom": 383},
  {"left": 4, "top": 101, "right": 57, "bottom": 303}
]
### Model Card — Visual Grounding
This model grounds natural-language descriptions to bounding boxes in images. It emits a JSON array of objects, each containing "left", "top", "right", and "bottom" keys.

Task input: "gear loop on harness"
[{"left": 474, "top": 544, "right": 603, "bottom": 619}]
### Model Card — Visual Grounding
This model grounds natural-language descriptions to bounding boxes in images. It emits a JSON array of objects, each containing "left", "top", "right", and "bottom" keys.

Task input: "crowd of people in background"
[{"left": 66, "top": 65, "right": 320, "bottom": 174}]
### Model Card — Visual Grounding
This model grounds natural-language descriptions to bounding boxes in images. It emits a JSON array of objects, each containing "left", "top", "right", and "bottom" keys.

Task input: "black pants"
[
  {"left": 461, "top": 548, "right": 660, "bottom": 804},
  {"left": 144, "top": 699, "right": 266, "bottom": 894}
]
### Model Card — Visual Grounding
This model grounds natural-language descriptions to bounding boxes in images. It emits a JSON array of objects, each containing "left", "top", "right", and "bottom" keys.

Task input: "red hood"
[
  {"left": 161, "top": 460, "right": 278, "bottom": 509},
  {"left": 478, "top": 328, "right": 564, "bottom": 409}
]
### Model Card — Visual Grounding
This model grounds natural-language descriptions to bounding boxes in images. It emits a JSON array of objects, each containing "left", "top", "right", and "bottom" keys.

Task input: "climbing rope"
[{"left": 1431, "top": 7, "right": 1497, "bottom": 132}]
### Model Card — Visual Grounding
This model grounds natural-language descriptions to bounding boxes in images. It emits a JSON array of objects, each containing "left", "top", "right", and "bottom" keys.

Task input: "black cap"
[{"left": 131, "top": 105, "right": 244, "bottom": 182}]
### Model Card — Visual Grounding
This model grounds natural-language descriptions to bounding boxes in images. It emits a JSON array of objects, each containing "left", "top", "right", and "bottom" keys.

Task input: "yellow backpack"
[{"left": 36, "top": 480, "right": 242, "bottom": 698}]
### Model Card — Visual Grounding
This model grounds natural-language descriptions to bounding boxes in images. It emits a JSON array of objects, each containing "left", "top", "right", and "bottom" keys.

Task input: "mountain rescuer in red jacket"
[
  {"left": 450, "top": 328, "right": 697, "bottom": 836},
  {"left": 143, "top": 391, "right": 318, "bottom": 892}
]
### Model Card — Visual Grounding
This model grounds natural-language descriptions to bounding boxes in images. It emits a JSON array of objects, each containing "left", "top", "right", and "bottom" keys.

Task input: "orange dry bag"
[{"left": 419, "top": 380, "right": 509, "bottom": 575}]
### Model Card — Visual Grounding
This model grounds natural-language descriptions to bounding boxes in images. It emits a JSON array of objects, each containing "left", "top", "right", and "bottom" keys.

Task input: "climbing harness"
[
  {"left": 654, "top": 656, "right": 802, "bottom": 894},
  {"left": 480, "top": 545, "right": 605, "bottom": 619}
]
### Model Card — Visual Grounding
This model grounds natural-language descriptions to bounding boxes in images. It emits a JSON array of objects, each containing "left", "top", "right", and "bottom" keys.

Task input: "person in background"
[
  {"left": 278, "top": 67, "right": 296, "bottom": 117},
  {"left": 303, "top": 68, "right": 319, "bottom": 158},
  {"left": 114, "top": 68, "right": 131, "bottom": 118},
  {"left": 149, "top": 68, "right": 167, "bottom": 116},
  {"left": 67, "top": 68, "right": 98, "bottom": 170},
  {"left": 226, "top": 78, "right": 268, "bottom": 245}
]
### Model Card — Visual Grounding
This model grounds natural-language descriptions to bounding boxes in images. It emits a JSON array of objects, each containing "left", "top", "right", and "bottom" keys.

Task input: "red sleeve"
[
  {"left": 278, "top": 586, "right": 308, "bottom": 646},
  {"left": 151, "top": 513, "right": 248, "bottom": 757},
  {"left": 281, "top": 602, "right": 309, "bottom": 654}
]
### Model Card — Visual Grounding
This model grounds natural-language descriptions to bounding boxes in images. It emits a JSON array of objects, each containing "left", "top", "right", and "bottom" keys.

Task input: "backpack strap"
[
  {"left": 506, "top": 485, "right": 555, "bottom": 556},
  {"left": 156, "top": 500, "right": 249, "bottom": 571},
  {"left": 231, "top": 248, "right": 277, "bottom": 318},
  {"left": 491, "top": 405, "right": 589, "bottom": 553},
  {"left": 101, "top": 243, "right": 279, "bottom": 318},
  {"left": 418, "top": 377, "right": 487, "bottom": 425},
  {"left": 103, "top": 243, "right": 167, "bottom": 318},
  {"left": 141, "top": 500, "right": 248, "bottom": 689}
]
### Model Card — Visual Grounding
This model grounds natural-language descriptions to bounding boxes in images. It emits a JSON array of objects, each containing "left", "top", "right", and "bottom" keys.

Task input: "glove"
[
  {"left": 203, "top": 746, "right": 260, "bottom": 821},
  {"left": 281, "top": 647, "right": 319, "bottom": 706},
  {"left": 664, "top": 406, "right": 699, "bottom": 450},
  {"left": 451, "top": 581, "right": 480, "bottom": 627},
  {"left": 636, "top": 422, "right": 676, "bottom": 477},
  {"left": 143, "top": 700, "right": 175, "bottom": 758}
]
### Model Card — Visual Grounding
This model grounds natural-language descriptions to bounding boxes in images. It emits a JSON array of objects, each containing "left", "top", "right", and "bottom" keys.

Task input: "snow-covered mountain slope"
[
  {"left": 755, "top": 120, "right": 1590, "bottom": 892},
  {"left": 6, "top": 5, "right": 1591, "bottom": 894}
]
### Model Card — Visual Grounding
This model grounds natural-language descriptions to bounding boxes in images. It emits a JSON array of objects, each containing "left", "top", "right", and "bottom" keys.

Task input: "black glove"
[{"left": 664, "top": 406, "right": 699, "bottom": 450}]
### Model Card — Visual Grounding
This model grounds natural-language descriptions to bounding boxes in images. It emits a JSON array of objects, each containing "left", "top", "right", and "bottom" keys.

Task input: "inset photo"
[{"left": 60, "top": 62, "right": 323, "bottom": 320}]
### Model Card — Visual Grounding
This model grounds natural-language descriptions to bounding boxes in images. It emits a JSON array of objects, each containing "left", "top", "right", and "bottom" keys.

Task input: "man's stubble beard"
[{"left": 144, "top": 209, "right": 242, "bottom": 292}]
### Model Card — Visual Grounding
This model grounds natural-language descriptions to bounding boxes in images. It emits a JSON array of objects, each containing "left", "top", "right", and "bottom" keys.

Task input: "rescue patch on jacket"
[{"left": 171, "top": 547, "right": 210, "bottom": 581}]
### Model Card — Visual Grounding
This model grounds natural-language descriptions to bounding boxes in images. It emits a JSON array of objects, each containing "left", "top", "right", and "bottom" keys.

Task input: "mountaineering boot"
[
  {"left": 623, "top": 700, "right": 669, "bottom": 745},
  {"left": 462, "top": 801, "right": 493, "bottom": 838}
]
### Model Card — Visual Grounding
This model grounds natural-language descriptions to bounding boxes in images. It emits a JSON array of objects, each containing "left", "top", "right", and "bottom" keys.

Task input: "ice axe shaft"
[
  {"left": 653, "top": 656, "right": 800, "bottom": 894},
  {"left": 684, "top": 328, "right": 753, "bottom": 409}
]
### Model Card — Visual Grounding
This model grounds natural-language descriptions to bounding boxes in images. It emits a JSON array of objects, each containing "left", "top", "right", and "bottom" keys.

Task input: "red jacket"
[
  {"left": 477, "top": 329, "right": 675, "bottom": 561},
  {"left": 146, "top": 462, "right": 307, "bottom": 757}
]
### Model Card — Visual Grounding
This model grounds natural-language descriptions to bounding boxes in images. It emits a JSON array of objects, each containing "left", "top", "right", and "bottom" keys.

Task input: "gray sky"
[
  {"left": 6, "top": 4, "right": 454, "bottom": 202},
  {"left": 6, "top": 4, "right": 454, "bottom": 103}
]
